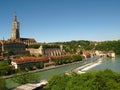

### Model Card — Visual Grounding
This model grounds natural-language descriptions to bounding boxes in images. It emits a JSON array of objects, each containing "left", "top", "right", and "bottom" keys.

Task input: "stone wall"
[
  {"left": 4, "top": 42, "right": 27, "bottom": 55},
  {"left": 27, "top": 46, "right": 63, "bottom": 57}
]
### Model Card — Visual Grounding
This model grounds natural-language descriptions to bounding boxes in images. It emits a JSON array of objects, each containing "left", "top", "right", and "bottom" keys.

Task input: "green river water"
[
  {"left": 6, "top": 56, "right": 120, "bottom": 89},
  {"left": 89, "top": 55, "right": 120, "bottom": 73}
]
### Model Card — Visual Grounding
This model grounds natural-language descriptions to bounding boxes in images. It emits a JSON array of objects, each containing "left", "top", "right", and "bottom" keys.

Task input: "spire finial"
[
  {"left": 14, "top": 11, "right": 17, "bottom": 21},
  {"left": 3, "top": 37, "right": 4, "bottom": 41},
  {"left": 14, "top": 11, "right": 16, "bottom": 15}
]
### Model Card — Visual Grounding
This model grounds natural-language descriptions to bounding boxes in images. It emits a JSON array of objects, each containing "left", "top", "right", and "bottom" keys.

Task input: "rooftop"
[
  {"left": 13, "top": 56, "right": 49, "bottom": 64},
  {"left": 0, "top": 56, "right": 4, "bottom": 60}
]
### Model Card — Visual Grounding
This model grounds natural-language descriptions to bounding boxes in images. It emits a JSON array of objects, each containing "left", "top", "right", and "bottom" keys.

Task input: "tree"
[
  {"left": 6, "top": 56, "right": 11, "bottom": 64},
  {"left": 12, "top": 71, "right": 41, "bottom": 84},
  {"left": 45, "top": 69, "right": 120, "bottom": 90},
  {"left": 72, "top": 55, "right": 82, "bottom": 62},
  {"left": 0, "top": 77, "right": 6, "bottom": 90},
  {"left": 0, "top": 61, "right": 10, "bottom": 76},
  {"left": 95, "top": 40, "right": 120, "bottom": 55},
  {"left": 28, "top": 44, "right": 40, "bottom": 49},
  {"left": 45, "top": 74, "right": 70, "bottom": 90},
  {"left": 7, "top": 49, "right": 14, "bottom": 55},
  {"left": 36, "top": 61, "right": 44, "bottom": 69}
]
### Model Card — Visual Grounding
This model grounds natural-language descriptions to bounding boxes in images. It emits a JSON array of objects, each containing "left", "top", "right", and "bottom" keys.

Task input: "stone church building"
[
  {"left": 0, "top": 13, "right": 64, "bottom": 56},
  {"left": 10, "top": 13, "right": 36, "bottom": 45},
  {"left": 0, "top": 13, "right": 36, "bottom": 55}
]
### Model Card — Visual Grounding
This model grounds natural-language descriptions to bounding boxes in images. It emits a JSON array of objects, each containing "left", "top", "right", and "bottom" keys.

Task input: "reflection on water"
[{"left": 111, "top": 57, "right": 115, "bottom": 63}]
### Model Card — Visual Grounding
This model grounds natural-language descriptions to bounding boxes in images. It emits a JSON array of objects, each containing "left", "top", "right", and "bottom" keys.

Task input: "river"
[
  {"left": 88, "top": 55, "right": 120, "bottom": 73},
  {"left": 6, "top": 55, "right": 120, "bottom": 89}
]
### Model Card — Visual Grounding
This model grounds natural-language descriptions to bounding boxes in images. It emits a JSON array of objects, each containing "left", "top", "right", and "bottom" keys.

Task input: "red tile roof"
[
  {"left": 51, "top": 54, "right": 75, "bottom": 58},
  {"left": 13, "top": 54, "right": 76, "bottom": 64},
  {"left": 0, "top": 56, "right": 4, "bottom": 60},
  {"left": 83, "top": 50, "right": 91, "bottom": 55},
  {"left": 13, "top": 56, "right": 49, "bottom": 64},
  {"left": 44, "top": 62, "right": 55, "bottom": 66}
]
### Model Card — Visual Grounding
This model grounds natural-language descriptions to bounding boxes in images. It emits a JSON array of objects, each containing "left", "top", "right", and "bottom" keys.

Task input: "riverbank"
[
  {"left": 6, "top": 56, "right": 99, "bottom": 89},
  {"left": 4, "top": 60, "right": 84, "bottom": 79},
  {"left": 4, "top": 56, "right": 100, "bottom": 79}
]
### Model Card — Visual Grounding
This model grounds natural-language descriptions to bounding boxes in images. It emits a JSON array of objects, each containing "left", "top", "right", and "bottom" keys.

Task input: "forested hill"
[
  {"left": 50, "top": 40, "right": 120, "bottom": 55},
  {"left": 49, "top": 40, "right": 95, "bottom": 54},
  {"left": 28, "top": 40, "right": 120, "bottom": 55},
  {"left": 95, "top": 40, "right": 120, "bottom": 55}
]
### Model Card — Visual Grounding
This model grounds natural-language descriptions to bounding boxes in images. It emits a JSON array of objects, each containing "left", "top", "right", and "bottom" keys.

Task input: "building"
[
  {"left": 11, "top": 56, "right": 54, "bottom": 69},
  {"left": 11, "top": 12, "right": 20, "bottom": 40},
  {"left": 0, "top": 40, "right": 27, "bottom": 55},
  {"left": 20, "top": 38, "right": 36, "bottom": 45},
  {"left": 0, "top": 13, "right": 37, "bottom": 55},
  {"left": 11, "top": 54, "right": 76, "bottom": 69},
  {"left": 107, "top": 51, "right": 115, "bottom": 58},
  {"left": 27, "top": 45, "right": 64, "bottom": 57},
  {"left": 11, "top": 12, "right": 36, "bottom": 45},
  {"left": 83, "top": 50, "right": 92, "bottom": 58}
]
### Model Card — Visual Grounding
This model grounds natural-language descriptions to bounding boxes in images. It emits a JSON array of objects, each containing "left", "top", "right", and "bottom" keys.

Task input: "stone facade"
[
  {"left": 0, "top": 40, "right": 27, "bottom": 55},
  {"left": 27, "top": 45, "right": 63, "bottom": 57},
  {"left": 11, "top": 13, "right": 20, "bottom": 40},
  {"left": 27, "top": 46, "right": 43, "bottom": 56},
  {"left": 4, "top": 43, "right": 26, "bottom": 54},
  {"left": 44, "top": 48, "right": 62, "bottom": 56},
  {"left": 20, "top": 38, "right": 36, "bottom": 45}
]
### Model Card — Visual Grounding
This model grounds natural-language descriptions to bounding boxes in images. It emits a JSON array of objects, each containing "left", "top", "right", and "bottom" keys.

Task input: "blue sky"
[{"left": 0, "top": 0, "right": 120, "bottom": 42}]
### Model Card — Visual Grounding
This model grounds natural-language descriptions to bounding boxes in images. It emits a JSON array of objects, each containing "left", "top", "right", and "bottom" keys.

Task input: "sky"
[{"left": 0, "top": 0, "right": 120, "bottom": 42}]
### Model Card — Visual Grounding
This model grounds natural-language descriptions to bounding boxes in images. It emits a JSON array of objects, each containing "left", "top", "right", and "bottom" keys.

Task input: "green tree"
[
  {"left": 36, "top": 61, "right": 44, "bottom": 69},
  {"left": 54, "top": 58, "right": 59, "bottom": 65},
  {"left": 0, "top": 77, "right": 6, "bottom": 90},
  {"left": 6, "top": 56, "right": 12, "bottom": 64},
  {"left": 7, "top": 49, "right": 14, "bottom": 55},
  {"left": 45, "top": 69, "right": 120, "bottom": 90},
  {"left": 28, "top": 44, "right": 40, "bottom": 49},
  {"left": 12, "top": 71, "right": 40, "bottom": 84},
  {"left": 95, "top": 40, "right": 120, "bottom": 55},
  {"left": 72, "top": 55, "right": 82, "bottom": 62},
  {"left": 53, "top": 55, "right": 82, "bottom": 65},
  {"left": 0, "top": 61, "right": 10, "bottom": 76},
  {"left": 46, "top": 74, "right": 70, "bottom": 90}
]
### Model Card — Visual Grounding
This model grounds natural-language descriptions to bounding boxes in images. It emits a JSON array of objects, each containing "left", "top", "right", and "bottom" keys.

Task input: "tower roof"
[{"left": 14, "top": 12, "right": 17, "bottom": 21}]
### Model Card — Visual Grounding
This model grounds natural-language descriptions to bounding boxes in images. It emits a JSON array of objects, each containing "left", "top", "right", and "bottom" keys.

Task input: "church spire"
[
  {"left": 14, "top": 12, "right": 17, "bottom": 21},
  {"left": 11, "top": 12, "right": 20, "bottom": 40}
]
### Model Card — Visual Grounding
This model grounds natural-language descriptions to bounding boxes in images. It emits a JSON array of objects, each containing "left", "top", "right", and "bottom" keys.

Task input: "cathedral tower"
[{"left": 11, "top": 12, "right": 20, "bottom": 40}]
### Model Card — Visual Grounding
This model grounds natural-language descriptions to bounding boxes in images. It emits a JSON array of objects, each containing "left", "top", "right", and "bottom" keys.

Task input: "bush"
[
  {"left": 0, "top": 77, "right": 6, "bottom": 90},
  {"left": 53, "top": 55, "right": 82, "bottom": 65},
  {"left": 12, "top": 71, "right": 40, "bottom": 84},
  {"left": 45, "top": 69, "right": 120, "bottom": 90},
  {"left": 0, "top": 61, "right": 11, "bottom": 76}
]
